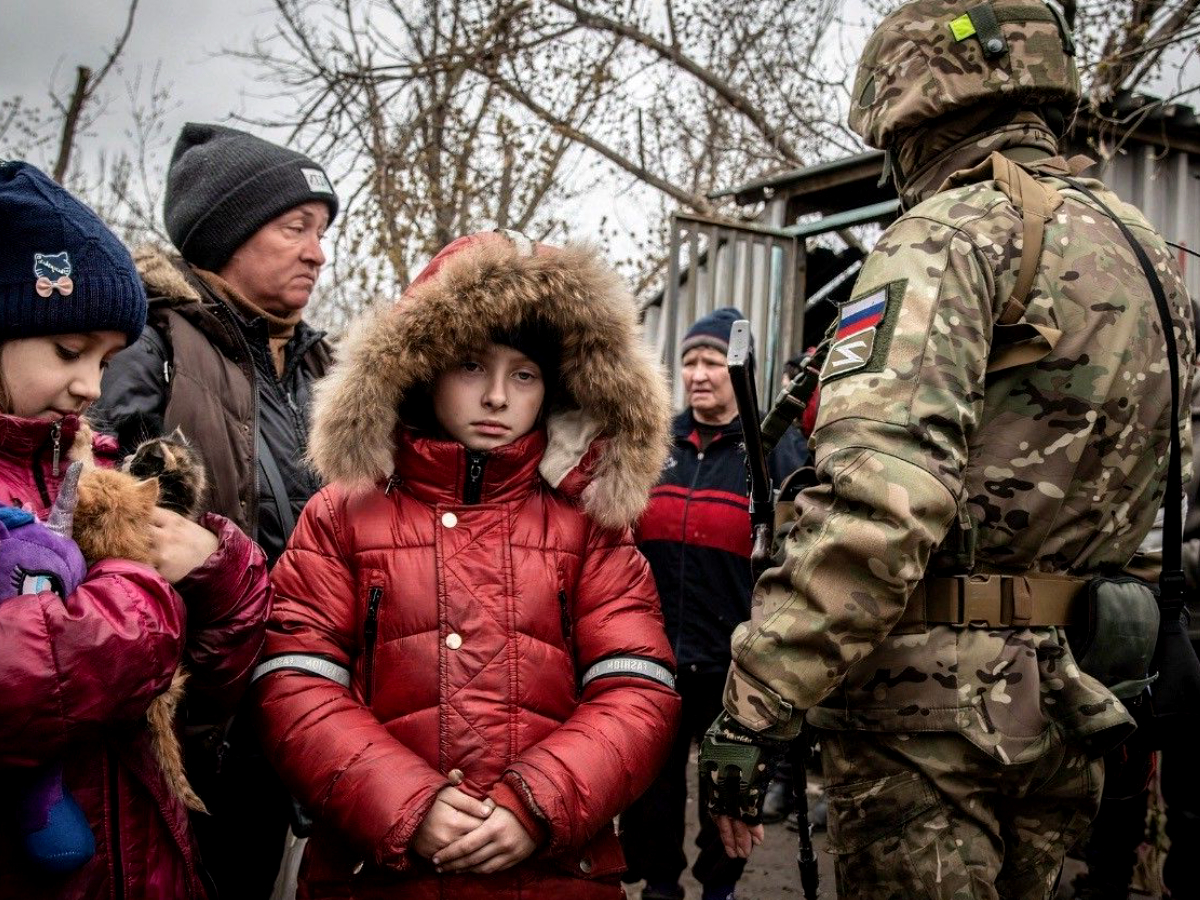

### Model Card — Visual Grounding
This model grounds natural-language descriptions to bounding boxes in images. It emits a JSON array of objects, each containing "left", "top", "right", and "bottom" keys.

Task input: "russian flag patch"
[
  {"left": 835, "top": 289, "right": 886, "bottom": 339},
  {"left": 821, "top": 281, "right": 904, "bottom": 384}
]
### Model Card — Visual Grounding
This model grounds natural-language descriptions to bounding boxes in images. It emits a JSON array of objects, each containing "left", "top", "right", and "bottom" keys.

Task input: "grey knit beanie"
[{"left": 164, "top": 123, "right": 339, "bottom": 272}]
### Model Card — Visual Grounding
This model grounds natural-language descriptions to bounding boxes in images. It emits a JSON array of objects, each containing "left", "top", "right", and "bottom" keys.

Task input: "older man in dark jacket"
[
  {"left": 620, "top": 308, "right": 807, "bottom": 900},
  {"left": 94, "top": 122, "right": 339, "bottom": 900}
]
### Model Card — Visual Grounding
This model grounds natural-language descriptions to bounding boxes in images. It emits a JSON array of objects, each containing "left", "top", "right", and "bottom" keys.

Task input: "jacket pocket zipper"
[
  {"left": 557, "top": 589, "right": 573, "bottom": 647},
  {"left": 363, "top": 587, "right": 383, "bottom": 704}
]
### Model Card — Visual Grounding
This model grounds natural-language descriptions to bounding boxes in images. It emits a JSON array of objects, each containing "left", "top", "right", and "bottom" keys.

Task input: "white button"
[
  {"left": 446, "top": 632, "right": 463, "bottom": 650},
  {"left": 579, "top": 857, "right": 593, "bottom": 873},
  {"left": 447, "top": 768, "right": 464, "bottom": 785},
  {"left": 441, "top": 512, "right": 458, "bottom": 528},
  {"left": 352, "top": 861, "right": 365, "bottom": 875}
]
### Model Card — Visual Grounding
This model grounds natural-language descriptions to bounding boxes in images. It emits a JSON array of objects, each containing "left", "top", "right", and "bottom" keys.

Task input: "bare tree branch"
[
  {"left": 545, "top": 0, "right": 805, "bottom": 165},
  {"left": 53, "top": 67, "right": 92, "bottom": 182},
  {"left": 51, "top": 0, "right": 141, "bottom": 181},
  {"left": 482, "top": 66, "right": 712, "bottom": 212}
]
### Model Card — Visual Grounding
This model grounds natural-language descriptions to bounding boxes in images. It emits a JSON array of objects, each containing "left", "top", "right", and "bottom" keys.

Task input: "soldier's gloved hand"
[{"left": 698, "top": 711, "right": 787, "bottom": 826}]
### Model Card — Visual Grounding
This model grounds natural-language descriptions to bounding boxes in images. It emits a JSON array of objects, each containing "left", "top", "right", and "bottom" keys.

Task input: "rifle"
[
  {"left": 726, "top": 321, "right": 774, "bottom": 572},
  {"left": 726, "top": 320, "right": 819, "bottom": 900}
]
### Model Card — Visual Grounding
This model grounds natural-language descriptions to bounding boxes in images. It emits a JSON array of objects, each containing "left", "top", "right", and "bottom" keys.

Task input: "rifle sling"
[{"left": 1060, "top": 177, "right": 1185, "bottom": 605}]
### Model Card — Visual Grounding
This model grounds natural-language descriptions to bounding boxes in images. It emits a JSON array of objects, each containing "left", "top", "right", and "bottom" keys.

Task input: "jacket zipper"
[
  {"left": 674, "top": 446, "right": 706, "bottom": 662},
  {"left": 363, "top": 587, "right": 383, "bottom": 704},
  {"left": 463, "top": 450, "right": 487, "bottom": 504},
  {"left": 30, "top": 423, "right": 62, "bottom": 508},
  {"left": 212, "top": 301, "right": 262, "bottom": 530},
  {"left": 50, "top": 420, "right": 62, "bottom": 477},
  {"left": 108, "top": 748, "right": 125, "bottom": 900}
]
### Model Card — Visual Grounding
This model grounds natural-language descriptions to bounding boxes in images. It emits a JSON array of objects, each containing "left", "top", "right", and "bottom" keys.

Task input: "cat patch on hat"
[{"left": 34, "top": 252, "right": 74, "bottom": 298}]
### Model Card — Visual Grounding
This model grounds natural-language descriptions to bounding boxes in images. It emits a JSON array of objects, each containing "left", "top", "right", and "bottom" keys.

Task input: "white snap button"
[
  {"left": 441, "top": 512, "right": 458, "bottom": 528},
  {"left": 579, "top": 857, "right": 593, "bottom": 873},
  {"left": 445, "top": 632, "right": 463, "bottom": 650},
  {"left": 448, "top": 768, "right": 464, "bottom": 785}
]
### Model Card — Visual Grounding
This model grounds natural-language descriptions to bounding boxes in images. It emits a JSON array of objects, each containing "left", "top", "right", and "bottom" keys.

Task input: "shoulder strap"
[
  {"left": 257, "top": 430, "right": 297, "bottom": 538},
  {"left": 989, "top": 151, "right": 1063, "bottom": 326},
  {"left": 1062, "top": 177, "right": 1185, "bottom": 604}
]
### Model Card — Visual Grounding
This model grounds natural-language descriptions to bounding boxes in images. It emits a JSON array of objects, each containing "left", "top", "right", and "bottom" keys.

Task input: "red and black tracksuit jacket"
[{"left": 635, "top": 411, "right": 808, "bottom": 675}]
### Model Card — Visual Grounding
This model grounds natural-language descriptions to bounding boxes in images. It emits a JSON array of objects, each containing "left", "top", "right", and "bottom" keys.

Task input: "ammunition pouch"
[{"left": 1065, "top": 577, "right": 1160, "bottom": 700}]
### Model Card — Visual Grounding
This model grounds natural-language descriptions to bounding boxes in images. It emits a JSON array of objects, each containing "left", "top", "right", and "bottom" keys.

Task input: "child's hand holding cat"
[{"left": 148, "top": 508, "right": 219, "bottom": 584}]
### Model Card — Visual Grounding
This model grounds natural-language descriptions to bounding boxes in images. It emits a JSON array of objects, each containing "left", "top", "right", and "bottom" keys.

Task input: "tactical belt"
[{"left": 895, "top": 573, "right": 1088, "bottom": 632}]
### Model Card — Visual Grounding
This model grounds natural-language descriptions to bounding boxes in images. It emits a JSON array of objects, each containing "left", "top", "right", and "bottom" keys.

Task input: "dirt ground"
[{"left": 619, "top": 749, "right": 1136, "bottom": 900}]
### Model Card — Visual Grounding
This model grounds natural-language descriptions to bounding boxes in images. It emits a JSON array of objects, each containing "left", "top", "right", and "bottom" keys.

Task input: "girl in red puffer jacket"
[
  {"left": 0, "top": 162, "right": 272, "bottom": 900},
  {"left": 253, "top": 231, "right": 681, "bottom": 899}
]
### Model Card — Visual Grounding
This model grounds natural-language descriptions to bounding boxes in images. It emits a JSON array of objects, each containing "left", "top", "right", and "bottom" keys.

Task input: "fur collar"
[
  {"left": 134, "top": 245, "right": 202, "bottom": 303},
  {"left": 309, "top": 234, "right": 671, "bottom": 529}
]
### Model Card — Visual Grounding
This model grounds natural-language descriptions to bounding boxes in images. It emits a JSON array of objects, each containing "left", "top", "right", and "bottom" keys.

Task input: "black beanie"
[
  {"left": 493, "top": 320, "right": 561, "bottom": 390},
  {"left": 164, "top": 123, "right": 339, "bottom": 272},
  {"left": 0, "top": 161, "right": 147, "bottom": 345},
  {"left": 680, "top": 306, "right": 747, "bottom": 357}
]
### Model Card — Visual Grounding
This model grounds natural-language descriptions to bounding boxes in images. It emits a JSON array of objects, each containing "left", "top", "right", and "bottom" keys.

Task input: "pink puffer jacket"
[{"left": 0, "top": 412, "right": 272, "bottom": 900}]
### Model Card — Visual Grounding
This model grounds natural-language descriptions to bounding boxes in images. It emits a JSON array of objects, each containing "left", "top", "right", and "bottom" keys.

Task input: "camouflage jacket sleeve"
[{"left": 725, "top": 209, "right": 998, "bottom": 738}]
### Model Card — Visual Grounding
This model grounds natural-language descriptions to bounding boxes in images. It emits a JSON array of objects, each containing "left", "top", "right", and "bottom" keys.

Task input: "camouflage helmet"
[{"left": 849, "top": 0, "right": 1080, "bottom": 149}]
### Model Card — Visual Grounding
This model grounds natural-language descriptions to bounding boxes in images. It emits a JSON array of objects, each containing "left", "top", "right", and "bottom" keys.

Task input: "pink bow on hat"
[{"left": 35, "top": 275, "right": 74, "bottom": 298}]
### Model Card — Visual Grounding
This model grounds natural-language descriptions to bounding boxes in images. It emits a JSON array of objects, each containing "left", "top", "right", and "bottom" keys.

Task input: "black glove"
[{"left": 698, "top": 711, "right": 788, "bottom": 824}]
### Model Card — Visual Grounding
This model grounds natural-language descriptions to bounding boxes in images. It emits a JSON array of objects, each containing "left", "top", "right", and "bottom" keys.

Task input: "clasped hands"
[{"left": 412, "top": 786, "right": 536, "bottom": 875}]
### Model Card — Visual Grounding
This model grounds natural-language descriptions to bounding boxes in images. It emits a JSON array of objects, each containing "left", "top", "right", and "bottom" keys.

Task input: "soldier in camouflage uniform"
[{"left": 698, "top": 0, "right": 1195, "bottom": 897}]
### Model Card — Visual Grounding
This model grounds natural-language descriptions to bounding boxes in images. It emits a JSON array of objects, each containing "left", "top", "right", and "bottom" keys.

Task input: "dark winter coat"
[
  {"left": 253, "top": 233, "right": 681, "bottom": 900},
  {"left": 0, "top": 412, "right": 272, "bottom": 900},
  {"left": 94, "top": 248, "right": 331, "bottom": 566},
  {"left": 636, "top": 410, "right": 808, "bottom": 674}
]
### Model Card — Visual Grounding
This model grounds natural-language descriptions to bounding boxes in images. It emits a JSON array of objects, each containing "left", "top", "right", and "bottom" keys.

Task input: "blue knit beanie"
[
  {"left": 680, "top": 307, "right": 747, "bottom": 357},
  {"left": 0, "top": 162, "right": 146, "bottom": 345}
]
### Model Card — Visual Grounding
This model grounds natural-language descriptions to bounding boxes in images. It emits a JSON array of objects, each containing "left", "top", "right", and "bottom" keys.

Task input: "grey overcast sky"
[
  {"left": 2, "top": 0, "right": 1195, "bottom": 276},
  {"left": 0, "top": 0, "right": 288, "bottom": 158}
]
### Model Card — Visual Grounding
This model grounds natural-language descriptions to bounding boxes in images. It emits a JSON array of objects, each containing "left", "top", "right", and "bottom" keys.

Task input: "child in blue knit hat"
[{"left": 0, "top": 161, "right": 273, "bottom": 899}]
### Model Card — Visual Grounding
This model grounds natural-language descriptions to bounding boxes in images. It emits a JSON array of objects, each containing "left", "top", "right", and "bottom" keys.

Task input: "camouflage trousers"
[{"left": 819, "top": 729, "right": 1103, "bottom": 899}]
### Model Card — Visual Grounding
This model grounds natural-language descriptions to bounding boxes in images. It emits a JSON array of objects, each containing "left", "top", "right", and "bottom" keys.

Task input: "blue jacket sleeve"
[{"left": 768, "top": 425, "right": 809, "bottom": 485}]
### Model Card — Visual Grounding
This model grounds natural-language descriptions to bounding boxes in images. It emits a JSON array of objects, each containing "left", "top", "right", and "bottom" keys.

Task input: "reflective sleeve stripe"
[
  {"left": 250, "top": 654, "right": 352, "bottom": 687},
  {"left": 581, "top": 656, "right": 675, "bottom": 690}
]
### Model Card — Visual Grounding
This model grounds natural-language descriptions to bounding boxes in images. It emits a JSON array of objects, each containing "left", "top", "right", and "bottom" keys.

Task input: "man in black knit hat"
[{"left": 94, "top": 122, "right": 339, "bottom": 899}]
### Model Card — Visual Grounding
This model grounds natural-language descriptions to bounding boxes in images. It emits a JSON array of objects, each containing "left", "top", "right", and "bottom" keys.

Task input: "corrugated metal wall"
[
  {"left": 1090, "top": 144, "right": 1200, "bottom": 303},
  {"left": 650, "top": 141, "right": 1198, "bottom": 405}
]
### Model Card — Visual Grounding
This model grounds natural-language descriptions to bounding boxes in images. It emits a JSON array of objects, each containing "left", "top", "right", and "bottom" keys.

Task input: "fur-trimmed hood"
[{"left": 309, "top": 232, "right": 671, "bottom": 529}]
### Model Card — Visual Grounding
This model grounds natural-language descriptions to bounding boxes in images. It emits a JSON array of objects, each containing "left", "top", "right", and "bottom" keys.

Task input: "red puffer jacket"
[
  {"left": 0, "top": 412, "right": 272, "bottom": 900},
  {"left": 254, "top": 233, "right": 680, "bottom": 899}
]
